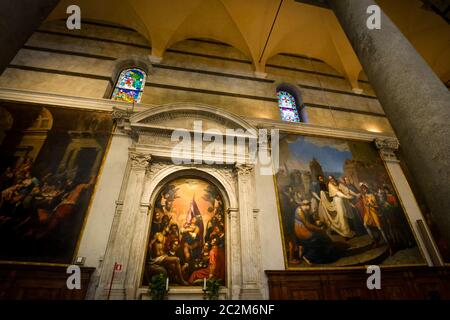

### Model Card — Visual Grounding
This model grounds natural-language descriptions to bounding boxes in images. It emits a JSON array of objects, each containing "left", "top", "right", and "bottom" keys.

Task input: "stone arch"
[
  {"left": 144, "top": 167, "right": 235, "bottom": 212},
  {"left": 136, "top": 165, "right": 238, "bottom": 297}
]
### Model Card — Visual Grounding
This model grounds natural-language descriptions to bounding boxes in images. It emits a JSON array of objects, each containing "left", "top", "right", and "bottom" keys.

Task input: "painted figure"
[
  {"left": 293, "top": 200, "right": 344, "bottom": 264},
  {"left": 145, "top": 178, "right": 226, "bottom": 286}
]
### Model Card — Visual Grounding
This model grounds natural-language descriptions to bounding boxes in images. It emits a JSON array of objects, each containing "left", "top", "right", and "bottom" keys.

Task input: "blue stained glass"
[
  {"left": 277, "top": 91, "right": 300, "bottom": 122},
  {"left": 112, "top": 68, "right": 146, "bottom": 103}
]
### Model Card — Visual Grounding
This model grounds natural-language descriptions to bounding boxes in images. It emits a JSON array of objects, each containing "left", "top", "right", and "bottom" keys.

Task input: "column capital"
[
  {"left": 129, "top": 151, "right": 151, "bottom": 170},
  {"left": 227, "top": 207, "right": 239, "bottom": 219},
  {"left": 233, "top": 163, "right": 254, "bottom": 176},
  {"left": 112, "top": 107, "right": 132, "bottom": 127},
  {"left": 374, "top": 138, "right": 400, "bottom": 162},
  {"left": 112, "top": 107, "right": 139, "bottom": 139},
  {"left": 112, "top": 107, "right": 132, "bottom": 120}
]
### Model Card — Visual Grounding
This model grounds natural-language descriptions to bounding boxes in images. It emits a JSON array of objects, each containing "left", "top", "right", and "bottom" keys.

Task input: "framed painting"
[
  {"left": 142, "top": 177, "right": 226, "bottom": 286},
  {"left": 0, "top": 104, "right": 112, "bottom": 264},
  {"left": 275, "top": 134, "right": 425, "bottom": 269}
]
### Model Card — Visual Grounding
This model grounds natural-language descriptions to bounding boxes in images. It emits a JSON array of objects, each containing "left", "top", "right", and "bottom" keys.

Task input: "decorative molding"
[
  {"left": 112, "top": 107, "right": 133, "bottom": 133},
  {"left": 112, "top": 108, "right": 132, "bottom": 121},
  {"left": 374, "top": 138, "right": 400, "bottom": 162},
  {"left": 227, "top": 207, "right": 239, "bottom": 219},
  {"left": 374, "top": 137, "right": 400, "bottom": 151},
  {"left": 0, "top": 88, "right": 390, "bottom": 139},
  {"left": 248, "top": 117, "right": 396, "bottom": 142},
  {"left": 147, "top": 161, "right": 169, "bottom": 175},
  {"left": 0, "top": 87, "right": 146, "bottom": 112},
  {"left": 129, "top": 152, "right": 151, "bottom": 169},
  {"left": 139, "top": 202, "right": 151, "bottom": 209},
  {"left": 234, "top": 163, "right": 254, "bottom": 176}
]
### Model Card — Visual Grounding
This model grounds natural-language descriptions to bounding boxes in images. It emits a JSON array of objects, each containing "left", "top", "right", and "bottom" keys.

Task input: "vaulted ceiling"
[{"left": 46, "top": 0, "right": 450, "bottom": 89}]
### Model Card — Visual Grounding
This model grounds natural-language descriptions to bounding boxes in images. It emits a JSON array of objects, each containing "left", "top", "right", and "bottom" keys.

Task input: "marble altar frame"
[{"left": 95, "top": 103, "right": 265, "bottom": 300}]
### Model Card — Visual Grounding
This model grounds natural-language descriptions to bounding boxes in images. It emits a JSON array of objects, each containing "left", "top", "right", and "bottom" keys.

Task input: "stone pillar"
[
  {"left": 234, "top": 164, "right": 263, "bottom": 299},
  {"left": 227, "top": 207, "right": 242, "bottom": 300},
  {"left": 80, "top": 128, "right": 131, "bottom": 299},
  {"left": 374, "top": 138, "right": 444, "bottom": 266},
  {"left": 96, "top": 151, "right": 151, "bottom": 299},
  {"left": 0, "top": 0, "right": 60, "bottom": 74},
  {"left": 124, "top": 201, "right": 151, "bottom": 299},
  {"left": 328, "top": 0, "right": 450, "bottom": 245}
]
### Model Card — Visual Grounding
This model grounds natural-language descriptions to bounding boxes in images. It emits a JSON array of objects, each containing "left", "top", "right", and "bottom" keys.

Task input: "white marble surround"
[{"left": 94, "top": 104, "right": 264, "bottom": 300}]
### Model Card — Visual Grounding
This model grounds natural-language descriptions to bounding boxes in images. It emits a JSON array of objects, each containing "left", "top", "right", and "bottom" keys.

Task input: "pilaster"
[{"left": 374, "top": 138, "right": 444, "bottom": 266}]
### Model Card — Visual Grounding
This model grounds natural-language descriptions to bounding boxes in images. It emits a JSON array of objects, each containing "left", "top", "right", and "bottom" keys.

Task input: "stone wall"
[
  {"left": 0, "top": 19, "right": 393, "bottom": 134},
  {"left": 0, "top": 19, "right": 422, "bottom": 300}
]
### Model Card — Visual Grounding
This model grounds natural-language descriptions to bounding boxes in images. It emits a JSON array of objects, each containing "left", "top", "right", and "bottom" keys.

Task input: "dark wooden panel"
[
  {"left": 266, "top": 266, "right": 450, "bottom": 300},
  {"left": 0, "top": 264, "right": 95, "bottom": 300}
]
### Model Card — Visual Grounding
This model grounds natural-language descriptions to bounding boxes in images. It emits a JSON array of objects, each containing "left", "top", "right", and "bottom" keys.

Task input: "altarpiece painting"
[
  {"left": 0, "top": 104, "right": 112, "bottom": 264},
  {"left": 275, "top": 134, "right": 425, "bottom": 269},
  {"left": 143, "top": 178, "right": 226, "bottom": 286}
]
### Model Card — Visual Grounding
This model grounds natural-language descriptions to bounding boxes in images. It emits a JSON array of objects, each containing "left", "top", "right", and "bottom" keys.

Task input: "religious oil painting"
[
  {"left": 275, "top": 134, "right": 425, "bottom": 269},
  {"left": 143, "top": 178, "right": 226, "bottom": 286},
  {"left": 0, "top": 104, "right": 112, "bottom": 264}
]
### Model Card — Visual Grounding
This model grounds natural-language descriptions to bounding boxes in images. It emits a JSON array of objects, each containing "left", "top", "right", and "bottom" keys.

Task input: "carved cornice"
[
  {"left": 129, "top": 152, "right": 151, "bottom": 169},
  {"left": 140, "top": 110, "right": 240, "bottom": 130},
  {"left": 374, "top": 138, "right": 400, "bottom": 162}
]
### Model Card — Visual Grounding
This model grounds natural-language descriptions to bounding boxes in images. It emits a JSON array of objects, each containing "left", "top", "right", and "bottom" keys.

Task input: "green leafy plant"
[
  {"left": 149, "top": 273, "right": 167, "bottom": 300},
  {"left": 205, "top": 278, "right": 222, "bottom": 300}
]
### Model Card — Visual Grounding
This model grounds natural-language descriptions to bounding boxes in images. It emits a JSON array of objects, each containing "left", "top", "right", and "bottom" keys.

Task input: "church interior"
[{"left": 0, "top": 0, "right": 449, "bottom": 300}]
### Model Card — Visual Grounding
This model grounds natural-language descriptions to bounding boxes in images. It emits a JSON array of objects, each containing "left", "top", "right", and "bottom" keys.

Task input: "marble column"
[
  {"left": 329, "top": 0, "right": 450, "bottom": 245},
  {"left": 234, "top": 164, "right": 263, "bottom": 299},
  {"left": 96, "top": 151, "right": 151, "bottom": 299}
]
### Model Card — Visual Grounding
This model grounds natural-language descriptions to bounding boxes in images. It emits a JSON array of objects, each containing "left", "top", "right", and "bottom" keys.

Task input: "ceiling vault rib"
[{"left": 258, "top": 0, "right": 284, "bottom": 63}]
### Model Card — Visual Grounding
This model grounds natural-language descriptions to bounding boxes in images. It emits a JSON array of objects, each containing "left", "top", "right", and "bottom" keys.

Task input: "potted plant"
[
  {"left": 148, "top": 273, "right": 168, "bottom": 300},
  {"left": 205, "top": 278, "right": 222, "bottom": 300}
]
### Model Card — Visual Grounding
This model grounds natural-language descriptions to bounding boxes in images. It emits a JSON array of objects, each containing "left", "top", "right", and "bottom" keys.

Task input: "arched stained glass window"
[
  {"left": 277, "top": 90, "right": 300, "bottom": 122},
  {"left": 112, "top": 68, "right": 146, "bottom": 103}
]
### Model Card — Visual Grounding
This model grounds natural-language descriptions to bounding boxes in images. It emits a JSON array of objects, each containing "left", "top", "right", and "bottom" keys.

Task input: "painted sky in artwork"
[
  {"left": 286, "top": 136, "right": 352, "bottom": 173},
  {"left": 166, "top": 178, "right": 216, "bottom": 229}
]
